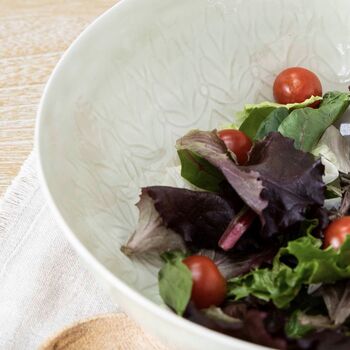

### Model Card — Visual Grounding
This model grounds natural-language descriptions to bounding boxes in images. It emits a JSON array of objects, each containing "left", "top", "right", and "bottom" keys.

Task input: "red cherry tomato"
[
  {"left": 183, "top": 256, "right": 227, "bottom": 309},
  {"left": 273, "top": 67, "right": 322, "bottom": 106},
  {"left": 217, "top": 129, "right": 253, "bottom": 164},
  {"left": 324, "top": 216, "right": 350, "bottom": 249}
]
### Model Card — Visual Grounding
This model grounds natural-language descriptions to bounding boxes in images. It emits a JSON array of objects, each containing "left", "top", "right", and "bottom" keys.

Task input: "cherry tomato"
[
  {"left": 183, "top": 255, "right": 227, "bottom": 309},
  {"left": 273, "top": 67, "right": 322, "bottom": 106},
  {"left": 324, "top": 216, "right": 350, "bottom": 249},
  {"left": 217, "top": 129, "right": 253, "bottom": 164}
]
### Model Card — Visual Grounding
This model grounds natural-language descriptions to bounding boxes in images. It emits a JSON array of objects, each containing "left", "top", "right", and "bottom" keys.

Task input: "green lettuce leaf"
[
  {"left": 228, "top": 233, "right": 350, "bottom": 309},
  {"left": 285, "top": 311, "right": 317, "bottom": 339},
  {"left": 285, "top": 311, "right": 333, "bottom": 339},
  {"left": 278, "top": 92, "right": 350, "bottom": 152},
  {"left": 158, "top": 252, "right": 192, "bottom": 315},
  {"left": 254, "top": 107, "right": 289, "bottom": 141},
  {"left": 238, "top": 95, "right": 322, "bottom": 139},
  {"left": 177, "top": 149, "right": 225, "bottom": 192},
  {"left": 161, "top": 250, "right": 188, "bottom": 263},
  {"left": 238, "top": 105, "right": 277, "bottom": 139}
]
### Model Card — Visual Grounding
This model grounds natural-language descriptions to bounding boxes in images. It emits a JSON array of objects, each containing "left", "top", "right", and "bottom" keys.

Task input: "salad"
[{"left": 122, "top": 67, "right": 350, "bottom": 349}]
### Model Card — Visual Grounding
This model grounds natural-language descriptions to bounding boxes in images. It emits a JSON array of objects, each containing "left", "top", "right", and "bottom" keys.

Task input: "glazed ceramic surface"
[{"left": 37, "top": 0, "right": 350, "bottom": 349}]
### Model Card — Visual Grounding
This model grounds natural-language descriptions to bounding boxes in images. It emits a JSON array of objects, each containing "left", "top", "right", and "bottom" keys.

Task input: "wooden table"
[{"left": 0, "top": 0, "right": 116, "bottom": 196}]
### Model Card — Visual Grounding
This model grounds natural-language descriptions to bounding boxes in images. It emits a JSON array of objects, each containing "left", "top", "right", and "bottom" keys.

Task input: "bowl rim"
[{"left": 35, "top": 1, "right": 269, "bottom": 349}]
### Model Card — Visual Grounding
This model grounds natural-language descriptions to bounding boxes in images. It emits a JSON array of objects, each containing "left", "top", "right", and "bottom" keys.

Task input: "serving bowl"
[{"left": 36, "top": 0, "right": 350, "bottom": 349}]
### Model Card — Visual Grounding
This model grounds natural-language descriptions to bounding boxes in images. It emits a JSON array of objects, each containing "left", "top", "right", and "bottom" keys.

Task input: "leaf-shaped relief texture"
[
  {"left": 313, "top": 15, "right": 350, "bottom": 85},
  {"left": 55, "top": 0, "right": 350, "bottom": 303}
]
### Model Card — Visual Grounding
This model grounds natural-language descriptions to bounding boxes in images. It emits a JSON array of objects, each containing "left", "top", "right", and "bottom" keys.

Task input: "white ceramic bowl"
[{"left": 37, "top": 0, "right": 350, "bottom": 349}]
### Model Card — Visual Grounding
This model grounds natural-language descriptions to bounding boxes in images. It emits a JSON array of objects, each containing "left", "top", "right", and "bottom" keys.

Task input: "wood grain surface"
[
  {"left": 0, "top": 0, "right": 116, "bottom": 196},
  {"left": 40, "top": 313, "right": 168, "bottom": 350}
]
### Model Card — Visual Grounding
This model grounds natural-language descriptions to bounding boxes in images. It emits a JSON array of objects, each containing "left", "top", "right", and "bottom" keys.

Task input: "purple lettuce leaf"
[
  {"left": 177, "top": 130, "right": 326, "bottom": 237},
  {"left": 184, "top": 284, "right": 350, "bottom": 350},
  {"left": 184, "top": 303, "right": 243, "bottom": 336},
  {"left": 338, "top": 185, "right": 350, "bottom": 217},
  {"left": 194, "top": 299, "right": 350, "bottom": 349},
  {"left": 176, "top": 130, "right": 268, "bottom": 215},
  {"left": 186, "top": 301, "right": 350, "bottom": 350},
  {"left": 198, "top": 248, "right": 276, "bottom": 279},
  {"left": 122, "top": 186, "right": 242, "bottom": 254},
  {"left": 121, "top": 190, "right": 186, "bottom": 256},
  {"left": 244, "top": 310, "right": 287, "bottom": 349},
  {"left": 223, "top": 297, "right": 287, "bottom": 339},
  {"left": 185, "top": 302, "right": 287, "bottom": 349},
  {"left": 243, "top": 132, "right": 326, "bottom": 237},
  {"left": 291, "top": 330, "right": 350, "bottom": 350},
  {"left": 146, "top": 186, "right": 240, "bottom": 249},
  {"left": 317, "top": 281, "right": 350, "bottom": 325}
]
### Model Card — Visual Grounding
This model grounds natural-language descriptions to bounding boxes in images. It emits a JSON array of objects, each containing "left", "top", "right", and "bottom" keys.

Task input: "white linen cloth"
[{"left": 0, "top": 152, "right": 117, "bottom": 349}]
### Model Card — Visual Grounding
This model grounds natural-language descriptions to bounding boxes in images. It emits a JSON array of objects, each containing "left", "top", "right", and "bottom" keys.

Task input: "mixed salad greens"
[{"left": 121, "top": 67, "right": 350, "bottom": 349}]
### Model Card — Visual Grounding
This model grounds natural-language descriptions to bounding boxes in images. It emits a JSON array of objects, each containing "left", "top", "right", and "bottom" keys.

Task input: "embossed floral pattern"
[{"left": 40, "top": 0, "right": 350, "bottom": 305}]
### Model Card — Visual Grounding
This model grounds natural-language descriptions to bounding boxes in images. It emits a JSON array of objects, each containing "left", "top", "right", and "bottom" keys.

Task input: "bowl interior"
[{"left": 39, "top": 0, "right": 350, "bottom": 305}]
